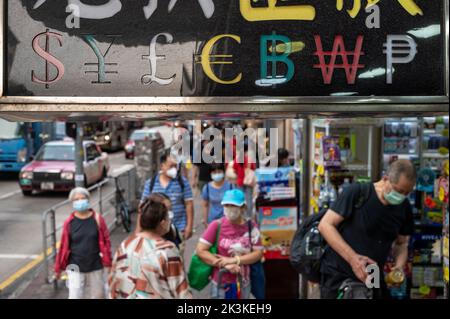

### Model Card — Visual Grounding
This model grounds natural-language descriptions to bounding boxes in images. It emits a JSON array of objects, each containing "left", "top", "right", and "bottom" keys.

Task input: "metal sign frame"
[{"left": 0, "top": 0, "right": 448, "bottom": 119}]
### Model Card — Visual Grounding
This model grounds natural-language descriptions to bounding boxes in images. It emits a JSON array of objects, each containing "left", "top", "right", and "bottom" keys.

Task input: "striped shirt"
[
  {"left": 141, "top": 174, "right": 193, "bottom": 232},
  {"left": 108, "top": 234, "right": 192, "bottom": 299}
]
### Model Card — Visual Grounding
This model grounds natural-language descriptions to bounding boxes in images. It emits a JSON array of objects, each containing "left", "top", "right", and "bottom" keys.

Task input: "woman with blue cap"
[{"left": 196, "top": 189, "right": 264, "bottom": 299}]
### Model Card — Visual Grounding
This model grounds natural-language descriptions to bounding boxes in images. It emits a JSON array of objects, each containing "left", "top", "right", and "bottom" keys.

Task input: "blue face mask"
[
  {"left": 73, "top": 199, "right": 90, "bottom": 212},
  {"left": 211, "top": 173, "right": 224, "bottom": 182}
]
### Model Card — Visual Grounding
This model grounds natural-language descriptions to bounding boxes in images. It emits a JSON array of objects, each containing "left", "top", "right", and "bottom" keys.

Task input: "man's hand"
[
  {"left": 184, "top": 226, "right": 193, "bottom": 240},
  {"left": 349, "top": 254, "right": 377, "bottom": 283}
]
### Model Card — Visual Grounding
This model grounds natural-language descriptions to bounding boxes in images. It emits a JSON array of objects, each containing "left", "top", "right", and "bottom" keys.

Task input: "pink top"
[{"left": 200, "top": 217, "right": 263, "bottom": 285}]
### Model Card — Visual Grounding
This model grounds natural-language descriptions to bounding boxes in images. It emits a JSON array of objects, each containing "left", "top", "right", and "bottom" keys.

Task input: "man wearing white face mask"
[
  {"left": 318, "top": 159, "right": 416, "bottom": 299},
  {"left": 141, "top": 151, "right": 194, "bottom": 256}
]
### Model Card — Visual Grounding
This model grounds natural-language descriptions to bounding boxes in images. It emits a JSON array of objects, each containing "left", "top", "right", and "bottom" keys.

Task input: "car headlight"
[
  {"left": 61, "top": 171, "right": 74, "bottom": 180},
  {"left": 104, "top": 135, "right": 111, "bottom": 141},
  {"left": 17, "top": 148, "right": 27, "bottom": 163},
  {"left": 20, "top": 171, "right": 33, "bottom": 179}
]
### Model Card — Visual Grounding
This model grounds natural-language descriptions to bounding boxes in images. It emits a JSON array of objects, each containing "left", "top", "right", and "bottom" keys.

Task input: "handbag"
[
  {"left": 247, "top": 221, "right": 265, "bottom": 299},
  {"left": 188, "top": 221, "right": 221, "bottom": 291}
]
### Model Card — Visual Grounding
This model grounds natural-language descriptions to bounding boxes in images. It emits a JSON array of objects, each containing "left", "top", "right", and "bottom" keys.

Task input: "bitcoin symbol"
[{"left": 31, "top": 29, "right": 65, "bottom": 89}]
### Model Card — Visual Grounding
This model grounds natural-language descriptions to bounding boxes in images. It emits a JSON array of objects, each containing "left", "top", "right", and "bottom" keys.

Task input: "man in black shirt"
[{"left": 318, "top": 159, "right": 416, "bottom": 299}]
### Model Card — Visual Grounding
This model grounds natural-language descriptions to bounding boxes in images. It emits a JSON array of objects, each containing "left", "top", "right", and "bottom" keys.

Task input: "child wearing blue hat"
[{"left": 196, "top": 189, "right": 264, "bottom": 299}]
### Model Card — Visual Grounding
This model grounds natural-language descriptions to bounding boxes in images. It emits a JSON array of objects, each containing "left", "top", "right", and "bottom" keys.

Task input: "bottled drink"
[{"left": 386, "top": 268, "right": 405, "bottom": 285}]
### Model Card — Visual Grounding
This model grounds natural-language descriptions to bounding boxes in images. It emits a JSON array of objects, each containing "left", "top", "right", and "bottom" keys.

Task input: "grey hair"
[
  {"left": 68, "top": 187, "right": 90, "bottom": 201},
  {"left": 387, "top": 159, "right": 417, "bottom": 184}
]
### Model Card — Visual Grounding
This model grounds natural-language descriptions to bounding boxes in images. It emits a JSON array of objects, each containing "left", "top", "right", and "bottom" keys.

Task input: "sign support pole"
[{"left": 75, "top": 122, "right": 85, "bottom": 188}]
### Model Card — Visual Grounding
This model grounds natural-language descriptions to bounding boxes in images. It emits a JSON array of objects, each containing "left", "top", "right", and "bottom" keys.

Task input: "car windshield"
[
  {"left": 35, "top": 145, "right": 75, "bottom": 161},
  {"left": 0, "top": 120, "right": 23, "bottom": 140},
  {"left": 131, "top": 131, "right": 153, "bottom": 140}
]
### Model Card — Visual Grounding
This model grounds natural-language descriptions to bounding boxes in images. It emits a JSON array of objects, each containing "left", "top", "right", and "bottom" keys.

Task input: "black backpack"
[{"left": 289, "top": 183, "right": 371, "bottom": 283}]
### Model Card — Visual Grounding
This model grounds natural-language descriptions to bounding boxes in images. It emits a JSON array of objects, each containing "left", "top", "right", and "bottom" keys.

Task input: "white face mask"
[
  {"left": 166, "top": 167, "right": 178, "bottom": 179},
  {"left": 224, "top": 206, "right": 241, "bottom": 221}
]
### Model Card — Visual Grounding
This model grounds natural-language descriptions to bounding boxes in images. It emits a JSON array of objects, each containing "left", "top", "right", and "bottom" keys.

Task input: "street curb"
[{"left": 0, "top": 259, "right": 45, "bottom": 299}]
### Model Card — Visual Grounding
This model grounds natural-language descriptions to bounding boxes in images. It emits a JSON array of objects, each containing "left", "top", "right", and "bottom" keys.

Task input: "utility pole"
[{"left": 74, "top": 122, "right": 85, "bottom": 187}]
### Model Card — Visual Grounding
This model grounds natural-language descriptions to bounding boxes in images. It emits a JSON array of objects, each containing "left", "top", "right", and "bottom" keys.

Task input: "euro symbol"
[
  {"left": 198, "top": 34, "right": 242, "bottom": 85},
  {"left": 31, "top": 29, "right": 65, "bottom": 89}
]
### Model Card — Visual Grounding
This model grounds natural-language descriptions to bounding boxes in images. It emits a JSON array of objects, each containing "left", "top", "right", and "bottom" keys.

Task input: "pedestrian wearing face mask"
[
  {"left": 201, "top": 163, "right": 234, "bottom": 228},
  {"left": 196, "top": 189, "right": 264, "bottom": 299},
  {"left": 109, "top": 194, "right": 192, "bottom": 299},
  {"left": 55, "top": 187, "right": 112, "bottom": 299},
  {"left": 141, "top": 151, "right": 194, "bottom": 256},
  {"left": 318, "top": 159, "right": 416, "bottom": 299},
  {"left": 138, "top": 192, "right": 182, "bottom": 248}
]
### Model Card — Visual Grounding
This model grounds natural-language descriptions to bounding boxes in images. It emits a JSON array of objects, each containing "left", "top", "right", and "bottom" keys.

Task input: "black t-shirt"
[
  {"left": 320, "top": 183, "right": 414, "bottom": 280},
  {"left": 69, "top": 215, "right": 103, "bottom": 273}
]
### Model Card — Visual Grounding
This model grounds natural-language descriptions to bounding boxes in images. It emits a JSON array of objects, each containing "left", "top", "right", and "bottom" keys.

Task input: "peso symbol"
[{"left": 31, "top": 29, "right": 65, "bottom": 89}]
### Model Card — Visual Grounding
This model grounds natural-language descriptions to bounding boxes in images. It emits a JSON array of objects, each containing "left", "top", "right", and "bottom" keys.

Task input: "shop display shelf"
[
  {"left": 414, "top": 223, "right": 444, "bottom": 228},
  {"left": 411, "top": 284, "right": 445, "bottom": 288},
  {"left": 412, "top": 262, "right": 443, "bottom": 267},
  {"left": 422, "top": 152, "right": 449, "bottom": 159},
  {"left": 340, "top": 163, "right": 370, "bottom": 171},
  {"left": 383, "top": 152, "right": 419, "bottom": 156},
  {"left": 423, "top": 129, "right": 445, "bottom": 135}
]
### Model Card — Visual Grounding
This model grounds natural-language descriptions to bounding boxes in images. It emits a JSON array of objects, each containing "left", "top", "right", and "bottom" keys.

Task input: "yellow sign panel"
[{"left": 240, "top": 0, "right": 316, "bottom": 21}]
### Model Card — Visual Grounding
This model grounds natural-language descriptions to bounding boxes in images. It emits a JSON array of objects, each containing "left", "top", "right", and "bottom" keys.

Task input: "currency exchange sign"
[{"left": 5, "top": 0, "right": 447, "bottom": 98}]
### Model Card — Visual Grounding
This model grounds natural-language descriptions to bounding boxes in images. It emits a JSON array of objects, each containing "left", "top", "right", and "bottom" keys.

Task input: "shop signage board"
[
  {"left": 444, "top": 207, "right": 449, "bottom": 284},
  {"left": 258, "top": 206, "right": 298, "bottom": 260},
  {"left": 256, "top": 167, "right": 298, "bottom": 260},
  {"left": 1, "top": 0, "right": 448, "bottom": 109}
]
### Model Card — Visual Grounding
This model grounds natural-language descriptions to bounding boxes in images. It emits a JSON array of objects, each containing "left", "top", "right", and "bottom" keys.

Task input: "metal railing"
[{"left": 41, "top": 167, "right": 136, "bottom": 287}]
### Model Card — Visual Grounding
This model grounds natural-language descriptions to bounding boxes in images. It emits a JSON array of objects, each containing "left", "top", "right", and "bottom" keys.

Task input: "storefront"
[{"left": 1, "top": 0, "right": 449, "bottom": 299}]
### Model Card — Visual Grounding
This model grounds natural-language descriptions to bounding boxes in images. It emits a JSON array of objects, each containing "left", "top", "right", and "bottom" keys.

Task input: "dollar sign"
[{"left": 31, "top": 29, "right": 65, "bottom": 89}]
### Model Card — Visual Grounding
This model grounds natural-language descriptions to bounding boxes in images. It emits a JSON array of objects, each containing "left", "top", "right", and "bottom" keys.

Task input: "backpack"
[{"left": 289, "top": 183, "right": 371, "bottom": 283}]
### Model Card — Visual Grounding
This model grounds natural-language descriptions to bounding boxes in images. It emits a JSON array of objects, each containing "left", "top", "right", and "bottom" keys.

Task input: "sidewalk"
[{"left": 15, "top": 191, "right": 210, "bottom": 299}]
